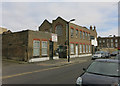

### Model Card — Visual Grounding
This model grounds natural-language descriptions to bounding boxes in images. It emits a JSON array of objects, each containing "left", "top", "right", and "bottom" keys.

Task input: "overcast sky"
[{"left": 1, "top": 1, "right": 118, "bottom": 37}]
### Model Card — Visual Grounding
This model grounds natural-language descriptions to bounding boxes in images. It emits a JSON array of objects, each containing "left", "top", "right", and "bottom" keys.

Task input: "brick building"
[
  {"left": 2, "top": 17, "right": 98, "bottom": 62},
  {"left": 39, "top": 17, "right": 98, "bottom": 57},
  {"left": 97, "top": 35, "right": 120, "bottom": 53},
  {"left": 2, "top": 30, "right": 58, "bottom": 62}
]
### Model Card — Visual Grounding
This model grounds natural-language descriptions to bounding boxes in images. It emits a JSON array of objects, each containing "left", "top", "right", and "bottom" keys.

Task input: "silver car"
[{"left": 92, "top": 51, "right": 106, "bottom": 60}]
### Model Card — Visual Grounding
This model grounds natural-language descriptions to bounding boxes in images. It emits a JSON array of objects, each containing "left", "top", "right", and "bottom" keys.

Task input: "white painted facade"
[
  {"left": 91, "top": 37, "right": 98, "bottom": 46},
  {"left": 29, "top": 54, "right": 92, "bottom": 62}
]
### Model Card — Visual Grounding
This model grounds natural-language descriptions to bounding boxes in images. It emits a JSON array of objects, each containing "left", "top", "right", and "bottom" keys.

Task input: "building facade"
[
  {"left": 39, "top": 17, "right": 97, "bottom": 56},
  {"left": 2, "top": 30, "right": 58, "bottom": 62},
  {"left": 97, "top": 36, "right": 120, "bottom": 53},
  {"left": 2, "top": 17, "right": 98, "bottom": 62}
]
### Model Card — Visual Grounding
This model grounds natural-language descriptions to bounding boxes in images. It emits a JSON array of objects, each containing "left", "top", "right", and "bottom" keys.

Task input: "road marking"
[{"left": 2, "top": 60, "right": 87, "bottom": 79}]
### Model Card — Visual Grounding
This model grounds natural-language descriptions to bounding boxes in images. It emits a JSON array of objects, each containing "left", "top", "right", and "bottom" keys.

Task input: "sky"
[{"left": 1, "top": 1, "right": 119, "bottom": 37}]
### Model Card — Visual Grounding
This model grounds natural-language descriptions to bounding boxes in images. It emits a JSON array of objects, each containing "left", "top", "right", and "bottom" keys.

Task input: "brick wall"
[
  {"left": 2, "top": 31, "right": 28, "bottom": 61},
  {"left": 28, "top": 30, "right": 57, "bottom": 60}
]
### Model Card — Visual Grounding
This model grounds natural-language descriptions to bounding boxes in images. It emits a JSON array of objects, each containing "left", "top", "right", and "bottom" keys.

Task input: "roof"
[{"left": 39, "top": 19, "right": 52, "bottom": 29}]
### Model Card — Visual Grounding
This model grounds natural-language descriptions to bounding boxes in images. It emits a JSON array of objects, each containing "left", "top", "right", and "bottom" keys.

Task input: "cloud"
[
  {"left": 2, "top": 0, "right": 120, "bottom": 2},
  {"left": 2, "top": 2, "right": 118, "bottom": 36},
  {"left": 98, "top": 27, "right": 118, "bottom": 37}
]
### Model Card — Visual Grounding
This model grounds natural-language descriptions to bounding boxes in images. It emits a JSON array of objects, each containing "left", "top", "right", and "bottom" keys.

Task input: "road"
[{"left": 2, "top": 57, "right": 92, "bottom": 85}]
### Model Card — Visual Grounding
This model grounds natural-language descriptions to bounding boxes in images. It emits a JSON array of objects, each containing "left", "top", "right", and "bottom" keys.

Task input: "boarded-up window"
[
  {"left": 33, "top": 40, "right": 40, "bottom": 56},
  {"left": 42, "top": 41, "right": 48, "bottom": 56}
]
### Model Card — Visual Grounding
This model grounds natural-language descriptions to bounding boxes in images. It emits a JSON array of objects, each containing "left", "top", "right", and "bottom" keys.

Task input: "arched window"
[{"left": 55, "top": 24, "right": 63, "bottom": 36}]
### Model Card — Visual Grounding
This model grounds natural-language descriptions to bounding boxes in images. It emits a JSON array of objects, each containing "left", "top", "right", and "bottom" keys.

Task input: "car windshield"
[
  {"left": 86, "top": 61, "right": 120, "bottom": 77},
  {"left": 95, "top": 51, "right": 101, "bottom": 54}
]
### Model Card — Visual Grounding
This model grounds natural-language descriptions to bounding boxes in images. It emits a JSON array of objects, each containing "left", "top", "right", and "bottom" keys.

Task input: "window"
[
  {"left": 55, "top": 25, "right": 63, "bottom": 36},
  {"left": 103, "top": 44, "right": 106, "bottom": 48},
  {"left": 83, "top": 45, "right": 85, "bottom": 53},
  {"left": 111, "top": 43, "right": 113, "bottom": 48},
  {"left": 71, "top": 29, "right": 74, "bottom": 37},
  {"left": 80, "top": 31, "right": 82, "bottom": 39},
  {"left": 83, "top": 32, "right": 85, "bottom": 39},
  {"left": 115, "top": 43, "right": 118, "bottom": 48},
  {"left": 115, "top": 39, "right": 118, "bottom": 42},
  {"left": 89, "top": 45, "right": 91, "bottom": 52},
  {"left": 86, "top": 45, "right": 88, "bottom": 53},
  {"left": 103, "top": 40, "right": 105, "bottom": 43},
  {"left": 99, "top": 40, "right": 101, "bottom": 43},
  {"left": 76, "top": 30, "right": 78, "bottom": 38},
  {"left": 70, "top": 44, "right": 74, "bottom": 54},
  {"left": 107, "top": 43, "right": 109, "bottom": 48},
  {"left": 111, "top": 39, "right": 113, "bottom": 42},
  {"left": 86, "top": 32, "right": 88, "bottom": 40},
  {"left": 42, "top": 41, "right": 48, "bottom": 56},
  {"left": 88, "top": 33, "right": 90, "bottom": 40},
  {"left": 79, "top": 44, "right": 82, "bottom": 53},
  {"left": 33, "top": 40, "right": 40, "bottom": 56}
]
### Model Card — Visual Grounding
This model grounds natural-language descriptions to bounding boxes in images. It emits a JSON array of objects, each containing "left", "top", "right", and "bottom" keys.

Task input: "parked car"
[
  {"left": 104, "top": 51, "right": 110, "bottom": 58},
  {"left": 111, "top": 50, "right": 120, "bottom": 56},
  {"left": 114, "top": 54, "right": 120, "bottom": 60},
  {"left": 76, "top": 59, "right": 120, "bottom": 86},
  {"left": 92, "top": 51, "right": 106, "bottom": 60}
]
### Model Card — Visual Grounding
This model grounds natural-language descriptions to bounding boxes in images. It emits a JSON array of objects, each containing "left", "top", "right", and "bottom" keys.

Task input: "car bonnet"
[{"left": 81, "top": 72, "right": 119, "bottom": 85}]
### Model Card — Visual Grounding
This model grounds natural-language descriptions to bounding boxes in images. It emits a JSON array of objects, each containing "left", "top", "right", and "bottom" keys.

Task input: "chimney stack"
[
  {"left": 93, "top": 26, "right": 96, "bottom": 31},
  {"left": 90, "top": 25, "right": 92, "bottom": 30}
]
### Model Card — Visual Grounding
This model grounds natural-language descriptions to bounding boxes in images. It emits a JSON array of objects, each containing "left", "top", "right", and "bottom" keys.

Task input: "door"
[
  {"left": 49, "top": 41, "right": 53, "bottom": 60},
  {"left": 76, "top": 44, "right": 78, "bottom": 55}
]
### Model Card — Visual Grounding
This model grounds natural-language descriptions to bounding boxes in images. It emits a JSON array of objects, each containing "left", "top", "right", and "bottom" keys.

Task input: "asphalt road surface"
[
  {"left": 2, "top": 58, "right": 92, "bottom": 84},
  {"left": 2, "top": 61, "right": 92, "bottom": 84}
]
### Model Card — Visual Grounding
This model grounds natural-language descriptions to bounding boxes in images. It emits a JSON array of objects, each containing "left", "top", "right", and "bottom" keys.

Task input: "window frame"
[
  {"left": 70, "top": 43, "right": 74, "bottom": 54},
  {"left": 71, "top": 28, "right": 74, "bottom": 38},
  {"left": 42, "top": 41, "right": 48, "bottom": 56}
]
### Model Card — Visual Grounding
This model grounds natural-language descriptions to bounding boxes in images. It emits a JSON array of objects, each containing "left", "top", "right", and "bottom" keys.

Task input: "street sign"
[{"left": 51, "top": 33, "right": 57, "bottom": 42}]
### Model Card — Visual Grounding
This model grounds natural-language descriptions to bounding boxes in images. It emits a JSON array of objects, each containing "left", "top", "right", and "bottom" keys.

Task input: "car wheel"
[{"left": 91, "top": 58, "right": 95, "bottom": 60}]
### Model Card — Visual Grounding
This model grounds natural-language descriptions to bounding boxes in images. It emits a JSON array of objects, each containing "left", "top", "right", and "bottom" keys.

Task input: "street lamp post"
[
  {"left": 108, "top": 35, "right": 112, "bottom": 54},
  {"left": 67, "top": 19, "right": 75, "bottom": 62}
]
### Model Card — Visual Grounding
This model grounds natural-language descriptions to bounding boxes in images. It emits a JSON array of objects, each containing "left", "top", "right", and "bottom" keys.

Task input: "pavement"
[
  {"left": 2, "top": 56, "right": 92, "bottom": 67},
  {"left": 36, "top": 56, "right": 91, "bottom": 67}
]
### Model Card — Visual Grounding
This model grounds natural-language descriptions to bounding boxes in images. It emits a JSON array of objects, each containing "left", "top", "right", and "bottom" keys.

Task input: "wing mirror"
[{"left": 83, "top": 68, "right": 86, "bottom": 71}]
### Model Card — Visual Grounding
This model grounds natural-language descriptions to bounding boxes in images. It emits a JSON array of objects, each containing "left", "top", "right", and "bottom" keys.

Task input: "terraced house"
[
  {"left": 97, "top": 35, "right": 120, "bottom": 53},
  {"left": 39, "top": 17, "right": 98, "bottom": 58}
]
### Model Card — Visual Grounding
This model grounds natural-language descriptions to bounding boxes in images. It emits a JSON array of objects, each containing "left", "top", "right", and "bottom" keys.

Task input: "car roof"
[{"left": 95, "top": 59, "right": 120, "bottom": 63}]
